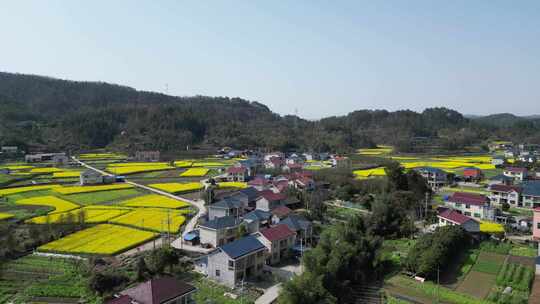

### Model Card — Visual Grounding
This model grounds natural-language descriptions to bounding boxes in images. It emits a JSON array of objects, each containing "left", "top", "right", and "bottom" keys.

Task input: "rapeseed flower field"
[
  {"left": 180, "top": 168, "right": 209, "bottom": 177},
  {"left": 0, "top": 212, "right": 14, "bottom": 220},
  {"left": 120, "top": 194, "right": 190, "bottom": 209},
  {"left": 0, "top": 185, "right": 62, "bottom": 196},
  {"left": 110, "top": 208, "right": 187, "bottom": 233},
  {"left": 30, "top": 167, "right": 62, "bottom": 173},
  {"left": 54, "top": 184, "right": 134, "bottom": 195},
  {"left": 17, "top": 196, "right": 80, "bottom": 214},
  {"left": 26, "top": 206, "right": 131, "bottom": 224},
  {"left": 217, "top": 182, "right": 248, "bottom": 189},
  {"left": 149, "top": 182, "right": 203, "bottom": 193},
  {"left": 106, "top": 163, "right": 174, "bottom": 175},
  {"left": 38, "top": 224, "right": 157, "bottom": 255}
]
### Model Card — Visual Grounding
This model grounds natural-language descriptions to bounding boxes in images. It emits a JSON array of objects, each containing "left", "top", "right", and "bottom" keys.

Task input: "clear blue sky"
[{"left": 1, "top": 1, "right": 539, "bottom": 119}]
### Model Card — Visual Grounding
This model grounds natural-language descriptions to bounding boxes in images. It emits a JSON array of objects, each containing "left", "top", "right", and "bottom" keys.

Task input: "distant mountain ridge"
[{"left": 0, "top": 71, "right": 539, "bottom": 153}]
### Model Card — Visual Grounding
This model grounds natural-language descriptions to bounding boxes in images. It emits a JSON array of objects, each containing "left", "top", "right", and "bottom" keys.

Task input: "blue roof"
[
  {"left": 416, "top": 166, "right": 446, "bottom": 174},
  {"left": 210, "top": 197, "right": 243, "bottom": 209},
  {"left": 491, "top": 174, "right": 512, "bottom": 181},
  {"left": 200, "top": 215, "right": 242, "bottom": 230},
  {"left": 184, "top": 230, "right": 200, "bottom": 241},
  {"left": 521, "top": 181, "right": 540, "bottom": 197},
  {"left": 239, "top": 187, "right": 259, "bottom": 201},
  {"left": 281, "top": 214, "right": 311, "bottom": 231},
  {"left": 244, "top": 209, "right": 271, "bottom": 222},
  {"left": 220, "top": 235, "right": 265, "bottom": 259}
]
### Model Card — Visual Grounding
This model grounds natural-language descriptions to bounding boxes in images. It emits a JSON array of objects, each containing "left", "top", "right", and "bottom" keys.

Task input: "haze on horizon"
[{"left": 1, "top": 1, "right": 539, "bottom": 119}]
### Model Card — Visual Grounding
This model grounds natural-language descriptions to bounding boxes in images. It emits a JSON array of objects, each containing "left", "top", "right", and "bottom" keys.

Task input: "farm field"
[
  {"left": 149, "top": 182, "right": 203, "bottom": 193},
  {"left": 26, "top": 206, "right": 132, "bottom": 224},
  {"left": 29, "top": 167, "right": 62, "bottom": 173},
  {"left": 110, "top": 208, "right": 188, "bottom": 233},
  {"left": 106, "top": 163, "right": 174, "bottom": 175},
  {"left": 217, "top": 181, "right": 248, "bottom": 189},
  {"left": 0, "top": 212, "right": 14, "bottom": 220},
  {"left": 456, "top": 251, "right": 505, "bottom": 299},
  {"left": 180, "top": 168, "right": 209, "bottom": 177},
  {"left": 78, "top": 152, "right": 127, "bottom": 160},
  {"left": 38, "top": 224, "right": 158, "bottom": 255},
  {"left": 64, "top": 188, "right": 142, "bottom": 205},
  {"left": 0, "top": 255, "right": 96, "bottom": 303},
  {"left": 54, "top": 183, "right": 134, "bottom": 195},
  {"left": 52, "top": 171, "right": 83, "bottom": 178},
  {"left": 16, "top": 196, "right": 80, "bottom": 214},
  {"left": 0, "top": 184, "right": 61, "bottom": 196},
  {"left": 120, "top": 194, "right": 190, "bottom": 209}
]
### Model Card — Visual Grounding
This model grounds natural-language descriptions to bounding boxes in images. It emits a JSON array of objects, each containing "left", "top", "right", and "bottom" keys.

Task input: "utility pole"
[
  {"left": 437, "top": 265, "right": 440, "bottom": 304},
  {"left": 425, "top": 191, "right": 429, "bottom": 219}
]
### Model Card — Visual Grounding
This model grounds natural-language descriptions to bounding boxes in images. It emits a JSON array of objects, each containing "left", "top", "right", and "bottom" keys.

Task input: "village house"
[
  {"left": 290, "top": 176, "right": 315, "bottom": 191},
  {"left": 462, "top": 167, "right": 483, "bottom": 183},
  {"left": 243, "top": 209, "right": 272, "bottom": 233},
  {"left": 255, "top": 191, "right": 287, "bottom": 211},
  {"left": 106, "top": 276, "right": 196, "bottom": 304},
  {"left": 489, "top": 184, "right": 522, "bottom": 206},
  {"left": 271, "top": 205, "right": 293, "bottom": 224},
  {"left": 134, "top": 150, "right": 160, "bottom": 162},
  {"left": 207, "top": 236, "right": 267, "bottom": 288},
  {"left": 503, "top": 167, "right": 528, "bottom": 182},
  {"left": 532, "top": 208, "right": 540, "bottom": 241},
  {"left": 518, "top": 154, "right": 537, "bottom": 163},
  {"left": 491, "top": 156, "right": 505, "bottom": 167},
  {"left": 414, "top": 167, "right": 449, "bottom": 190},
  {"left": 25, "top": 152, "right": 66, "bottom": 163},
  {"left": 225, "top": 166, "right": 249, "bottom": 182},
  {"left": 488, "top": 174, "right": 514, "bottom": 186},
  {"left": 332, "top": 156, "right": 352, "bottom": 170},
  {"left": 254, "top": 224, "right": 296, "bottom": 265},
  {"left": 521, "top": 181, "right": 540, "bottom": 208},
  {"left": 280, "top": 214, "right": 313, "bottom": 244},
  {"left": 282, "top": 163, "right": 303, "bottom": 173},
  {"left": 208, "top": 197, "right": 245, "bottom": 220},
  {"left": 445, "top": 192, "right": 494, "bottom": 221},
  {"left": 437, "top": 209, "right": 480, "bottom": 233},
  {"left": 248, "top": 176, "right": 270, "bottom": 191},
  {"left": 1, "top": 146, "right": 18, "bottom": 154},
  {"left": 199, "top": 216, "right": 243, "bottom": 248},
  {"left": 52, "top": 154, "right": 69, "bottom": 166},
  {"left": 264, "top": 156, "right": 285, "bottom": 170}
]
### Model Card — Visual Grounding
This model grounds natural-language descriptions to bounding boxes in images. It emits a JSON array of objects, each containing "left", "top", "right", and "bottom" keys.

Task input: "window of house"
[
  {"left": 216, "top": 270, "right": 220, "bottom": 277},
  {"left": 465, "top": 212, "right": 471, "bottom": 216},
  {"left": 228, "top": 260, "right": 234, "bottom": 269},
  {"left": 455, "top": 203, "right": 462, "bottom": 208},
  {"left": 465, "top": 204, "right": 470, "bottom": 209},
  {"left": 537, "top": 223, "right": 540, "bottom": 229},
  {"left": 257, "top": 251, "right": 264, "bottom": 257},
  {"left": 474, "top": 213, "right": 480, "bottom": 218}
]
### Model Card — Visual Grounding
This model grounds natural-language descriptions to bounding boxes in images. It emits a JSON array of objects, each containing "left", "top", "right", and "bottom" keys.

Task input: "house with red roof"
[
  {"left": 290, "top": 176, "right": 315, "bottom": 191},
  {"left": 226, "top": 166, "right": 249, "bottom": 182},
  {"left": 445, "top": 192, "right": 494, "bottom": 221},
  {"left": 264, "top": 156, "right": 285, "bottom": 170},
  {"left": 271, "top": 205, "right": 293, "bottom": 224},
  {"left": 248, "top": 176, "right": 270, "bottom": 190},
  {"left": 254, "top": 224, "right": 296, "bottom": 265},
  {"left": 463, "top": 167, "right": 484, "bottom": 182},
  {"left": 489, "top": 184, "right": 522, "bottom": 206},
  {"left": 106, "top": 277, "right": 196, "bottom": 304},
  {"left": 256, "top": 191, "right": 287, "bottom": 211},
  {"left": 503, "top": 167, "right": 528, "bottom": 181},
  {"left": 437, "top": 209, "right": 480, "bottom": 233}
]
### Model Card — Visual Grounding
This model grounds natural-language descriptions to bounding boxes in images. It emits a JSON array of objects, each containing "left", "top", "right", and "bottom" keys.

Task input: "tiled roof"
[
  {"left": 220, "top": 235, "right": 266, "bottom": 259},
  {"left": 463, "top": 168, "right": 482, "bottom": 177},
  {"left": 438, "top": 209, "right": 476, "bottom": 225},
  {"left": 416, "top": 166, "right": 446, "bottom": 174},
  {"left": 521, "top": 181, "right": 540, "bottom": 197},
  {"left": 244, "top": 209, "right": 272, "bottom": 222},
  {"left": 448, "top": 192, "right": 488, "bottom": 206},
  {"left": 489, "top": 184, "right": 522, "bottom": 193},
  {"left": 505, "top": 167, "right": 528, "bottom": 173},
  {"left": 260, "top": 224, "right": 296, "bottom": 242},
  {"left": 227, "top": 166, "right": 247, "bottom": 174},
  {"left": 200, "top": 215, "right": 242, "bottom": 230},
  {"left": 121, "top": 277, "right": 196, "bottom": 304},
  {"left": 248, "top": 177, "right": 269, "bottom": 186},
  {"left": 258, "top": 191, "right": 286, "bottom": 202},
  {"left": 271, "top": 205, "right": 292, "bottom": 218},
  {"left": 239, "top": 187, "right": 260, "bottom": 201},
  {"left": 210, "top": 197, "right": 243, "bottom": 209},
  {"left": 281, "top": 214, "right": 311, "bottom": 232}
]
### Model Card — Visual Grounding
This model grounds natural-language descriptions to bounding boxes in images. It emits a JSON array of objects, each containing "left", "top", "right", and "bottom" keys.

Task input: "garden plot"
[
  {"left": 38, "top": 224, "right": 158, "bottom": 255},
  {"left": 456, "top": 251, "right": 505, "bottom": 299},
  {"left": 120, "top": 194, "right": 190, "bottom": 209}
]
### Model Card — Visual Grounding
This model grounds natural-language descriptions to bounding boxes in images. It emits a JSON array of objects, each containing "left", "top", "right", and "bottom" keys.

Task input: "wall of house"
[
  {"left": 199, "top": 227, "right": 218, "bottom": 247},
  {"left": 207, "top": 251, "right": 237, "bottom": 288},
  {"left": 533, "top": 211, "right": 540, "bottom": 240},
  {"left": 256, "top": 198, "right": 270, "bottom": 211},
  {"left": 208, "top": 208, "right": 228, "bottom": 221}
]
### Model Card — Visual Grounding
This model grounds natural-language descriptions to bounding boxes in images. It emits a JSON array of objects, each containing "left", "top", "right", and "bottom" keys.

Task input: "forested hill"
[{"left": 0, "top": 71, "right": 539, "bottom": 153}]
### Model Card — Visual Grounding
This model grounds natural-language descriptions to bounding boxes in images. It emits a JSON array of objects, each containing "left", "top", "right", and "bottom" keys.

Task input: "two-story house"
[
  {"left": 80, "top": 169, "right": 104, "bottom": 185},
  {"left": 280, "top": 214, "right": 313, "bottom": 244},
  {"left": 199, "top": 216, "right": 242, "bottom": 248},
  {"left": 254, "top": 224, "right": 296, "bottom": 265},
  {"left": 446, "top": 192, "right": 494, "bottom": 221},
  {"left": 521, "top": 181, "right": 540, "bottom": 208},
  {"left": 207, "top": 236, "right": 267, "bottom": 288},
  {"left": 414, "top": 167, "right": 448, "bottom": 190},
  {"left": 463, "top": 167, "right": 483, "bottom": 183},
  {"left": 503, "top": 167, "right": 528, "bottom": 182},
  {"left": 226, "top": 166, "right": 249, "bottom": 182},
  {"left": 243, "top": 209, "right": 272, "bottom": 233},
  {"left": 255, "top": 191, "right": 286, "bottom": 211},
  {"left": 489, "top": 184, "right": 522, "bottom": 206},
  {"left": 208, "top": 197, "right": 245, "bottom": 220}
]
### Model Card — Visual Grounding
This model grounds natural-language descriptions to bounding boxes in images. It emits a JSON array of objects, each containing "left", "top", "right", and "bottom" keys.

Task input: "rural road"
[
  {"left": 71, "top": 157, "right": 207, "bottom": 253},
  {"left": 255, "top": 283, "right": 282, "bottom": 304}
]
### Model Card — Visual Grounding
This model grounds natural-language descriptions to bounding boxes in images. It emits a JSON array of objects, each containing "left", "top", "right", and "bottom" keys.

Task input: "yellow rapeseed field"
[
  {"left": 30, "top": 167, "right": 62, "bottom": 173},
  {"left": 38, "top": 224, "right": 157, "bottom": 255},
  {"left": 110, "top": 208, "right": 187, "bottom": 233},
  {"left": 106, "top": 164, "right": 174, "bottom": 175},
  {"left": 180, "top": 168, "right": 209, "bottom": 177},
  {"left": 191, "top": 162, "right": 227, "bottom": 167},
  {"left": 54, "top": 183, "right": 133, "bottom": 195},
  {"left": 353, "top": 167, "right": 387, "bottom": 178},
  {"left": 26, "top": 206, "right": 131, "bottom": 224},
  {"left": 52, "top": 171, "right": 82, "bottom": 178},
  {"left": 0, "top": 184, "right": 62, "bottom": 197},
  {"left": 480, "top": 221, "right": 505, "bottom": 233},
  {"left": 0, "top": 165, "right": 34, "bottom": 170},
  {"left": 357, "top": 146, "right": 393, "bottom": 155},
  {"left": 149, "top": 182, "right": 203, "bottom": 193},
  {"left": 120, "top": 194, "right": 190, "bottom": 209},
  {"left": 17, "top": 196, "right": 80, "bottom": 214},
  {"left": 173, "top": 160, "right": 194, "bottom": 168},
  {"left": 0, "top": 212, "right": 14, "bottom": 220},
  {"left": 79, "top": 153, "right": 127, "bottom": 160},
  {"left": 217, "top": 182, "right": 248, "bottom": 189},
  {"left": 107, "top": 162, "right": 170, "bottom": 167}
]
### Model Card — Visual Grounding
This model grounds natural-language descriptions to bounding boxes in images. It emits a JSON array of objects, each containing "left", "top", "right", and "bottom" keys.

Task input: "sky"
[{"left": 1, "top": 1, "right": 539, "bottom": 119}]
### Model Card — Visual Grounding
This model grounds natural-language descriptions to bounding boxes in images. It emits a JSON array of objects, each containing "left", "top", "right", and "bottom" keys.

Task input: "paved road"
[
  {"left": 255, "top": 283, "right": 282, "bottom": 304},
  {"left": 72, "top": 157, "right": 208, "bottom": 253}
]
